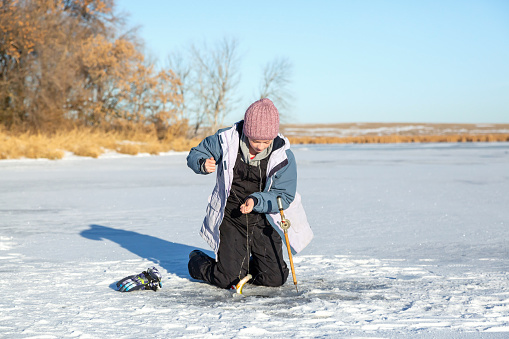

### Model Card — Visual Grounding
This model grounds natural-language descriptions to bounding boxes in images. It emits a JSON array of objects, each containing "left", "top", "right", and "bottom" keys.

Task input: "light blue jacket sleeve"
[
  {"left": 186, "top": 130, "right": 224, "bottom": 174},
  {"left": 250, "top": 149, "right": 297, "bottom": 214}
]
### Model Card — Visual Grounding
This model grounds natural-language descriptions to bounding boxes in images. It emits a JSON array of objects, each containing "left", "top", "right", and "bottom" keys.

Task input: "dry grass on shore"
[
  {"left": 1, "top": 126, "right": 509, "bottom": 160},
  {"left": 0, "top": 128, "right": 200, "bottom": 160},
  {"left": 288, "top": 134, "right": 509, "bottom": 145}
]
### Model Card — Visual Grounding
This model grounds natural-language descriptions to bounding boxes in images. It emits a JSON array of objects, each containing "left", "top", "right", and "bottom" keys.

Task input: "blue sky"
[{"left": 117, "top": 1, "right": 509, "bottom": 124}]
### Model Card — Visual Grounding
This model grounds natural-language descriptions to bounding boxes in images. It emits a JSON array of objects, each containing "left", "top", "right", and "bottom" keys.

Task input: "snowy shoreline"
[{"left": 1, "top": 142, "right": 508, "bottom": 337}]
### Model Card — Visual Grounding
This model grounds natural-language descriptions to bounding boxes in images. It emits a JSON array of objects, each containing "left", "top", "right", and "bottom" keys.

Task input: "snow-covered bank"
[{"left": 1, "top": 143, "right": 508, "bottom": 338}]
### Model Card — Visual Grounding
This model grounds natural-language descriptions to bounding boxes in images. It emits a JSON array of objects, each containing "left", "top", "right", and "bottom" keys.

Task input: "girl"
[{"left": 186, "top": 98, "right": 312, "bottom": 289}]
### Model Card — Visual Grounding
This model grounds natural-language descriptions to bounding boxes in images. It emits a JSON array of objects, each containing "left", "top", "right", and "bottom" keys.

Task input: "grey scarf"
[{"left": 239, "top": 134, "right": 273, "bottom": 167}]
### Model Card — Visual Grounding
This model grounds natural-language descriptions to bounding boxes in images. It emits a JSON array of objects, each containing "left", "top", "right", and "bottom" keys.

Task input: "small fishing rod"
[{"left": 277, "top": 196, "right": 298, "bottom": 293}]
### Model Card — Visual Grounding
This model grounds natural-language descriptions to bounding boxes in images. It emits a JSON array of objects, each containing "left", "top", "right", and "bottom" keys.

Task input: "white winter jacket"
[{"left": 187, "top": 121, "right": 313, "bottom": 258}]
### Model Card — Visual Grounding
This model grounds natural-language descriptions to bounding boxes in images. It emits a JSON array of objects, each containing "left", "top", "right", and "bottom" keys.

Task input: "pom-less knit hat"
[{"left": 243, "top": 98, "right": 279, "bottom": 140}]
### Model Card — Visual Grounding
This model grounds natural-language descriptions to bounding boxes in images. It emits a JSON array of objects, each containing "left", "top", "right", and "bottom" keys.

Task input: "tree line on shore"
[{"left": 1, "top": 0, "right": 293, "bottom": 139}]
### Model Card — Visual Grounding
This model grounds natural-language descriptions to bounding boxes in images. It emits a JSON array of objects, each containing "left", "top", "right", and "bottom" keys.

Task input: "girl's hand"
[
  {"left": 204, "top": 157, "right": 216, "bottom": 173},
  {"left": 240, "top": 198, "right": 254, "bottom": 214}
]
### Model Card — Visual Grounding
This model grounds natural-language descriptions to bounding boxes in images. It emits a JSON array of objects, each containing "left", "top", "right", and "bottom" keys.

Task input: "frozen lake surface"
[{"left": 1, "top": 142, "right": 508, "bottom": 338}]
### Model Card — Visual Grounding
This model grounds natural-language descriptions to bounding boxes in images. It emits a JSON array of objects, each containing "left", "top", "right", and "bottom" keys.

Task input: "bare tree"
[
  {"left": 166, "top": 51, "right": 191, "bottom": 123},
  {"left": 169, "top": 37, "right": 241, "bottom": 136},
  {"left": 167, "top": 40, "right": 296, "bottom": 135},
  {"left": 192, "top": 37, "right": 240, "bottom": 134},
  {"left": 258, "top": 57, "right": 294, "bottom": 121}
]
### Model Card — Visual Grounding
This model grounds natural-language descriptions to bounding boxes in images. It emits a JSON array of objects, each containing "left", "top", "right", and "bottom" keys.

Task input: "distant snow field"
[{"left": 1, "top": 142, "right": 508, "bottom": 338}]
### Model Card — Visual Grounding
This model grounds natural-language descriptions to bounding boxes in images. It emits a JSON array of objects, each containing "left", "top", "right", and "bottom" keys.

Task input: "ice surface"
[{"left": 1, "top": 142, "right": 508, "bottom": 338}]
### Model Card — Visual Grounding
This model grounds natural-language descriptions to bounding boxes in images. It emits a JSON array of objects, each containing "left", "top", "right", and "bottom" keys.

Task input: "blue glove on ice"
[{"left": 116, "top": 267, "right": 163, "bottom": 292}]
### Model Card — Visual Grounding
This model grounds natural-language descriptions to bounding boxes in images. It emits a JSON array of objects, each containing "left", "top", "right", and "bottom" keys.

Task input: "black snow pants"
[
  {"left": 188, "top": 148, "right": 289, "bottom": 289},
  {"left": 188, "top": 210, "right": 289, "bottom": 289}
]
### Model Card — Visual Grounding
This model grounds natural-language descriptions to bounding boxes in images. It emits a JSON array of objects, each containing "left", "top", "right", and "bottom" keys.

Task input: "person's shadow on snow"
[{"left": 80, "top": 224, "right": 211, "bottom": 280}]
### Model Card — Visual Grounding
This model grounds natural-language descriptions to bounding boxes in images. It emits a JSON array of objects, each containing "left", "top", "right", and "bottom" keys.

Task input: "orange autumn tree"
[{"left": 0, "top": 0, "right": 183, "bottom": 135}]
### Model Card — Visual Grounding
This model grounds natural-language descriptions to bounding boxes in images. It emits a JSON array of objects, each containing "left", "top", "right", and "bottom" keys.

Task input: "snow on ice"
[{"left": 1, "top": 142, "right": 508, "bottom": 338}]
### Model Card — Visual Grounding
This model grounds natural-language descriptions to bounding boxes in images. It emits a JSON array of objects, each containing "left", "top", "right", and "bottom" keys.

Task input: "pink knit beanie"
[{"left": 243, "top": 98, "right": 280, "bottom": 140}]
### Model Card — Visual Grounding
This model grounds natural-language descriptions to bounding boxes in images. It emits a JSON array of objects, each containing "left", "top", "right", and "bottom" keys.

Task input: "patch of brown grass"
[
  {"left": 288, "top": 134, "right": 509, "bottom": 145},
  {"left": 0, "top": 126, "right": 201, "bottom": 160},
  {"left": 0, "top": 129, "right": 65, "bottom": 160}
]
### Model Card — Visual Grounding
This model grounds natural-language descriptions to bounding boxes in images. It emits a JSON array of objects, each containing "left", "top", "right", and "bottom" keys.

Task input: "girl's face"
[{"left": 248, "top": 138, "right": 273, "bottom": 154}]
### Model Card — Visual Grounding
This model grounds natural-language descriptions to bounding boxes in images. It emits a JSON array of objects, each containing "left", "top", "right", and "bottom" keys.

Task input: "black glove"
[{"left": 116, "top": 267, "right": 162, "bottom": 292}]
